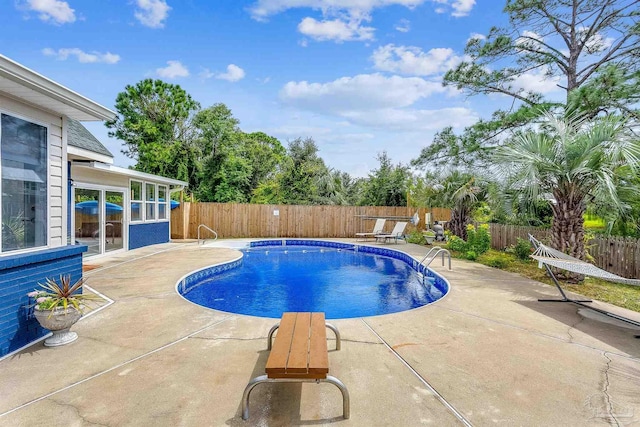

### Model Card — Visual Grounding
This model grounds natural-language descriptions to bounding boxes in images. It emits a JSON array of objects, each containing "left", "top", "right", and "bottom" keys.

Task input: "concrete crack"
[
  {"left": 601, "top": 351, "right": 621, "bottom": 427},
  {"left": 48, "top": 398, "right": 110, "bottom": 426},
  {"left": 566, "top": 311, "right": 584, "bottom": 343}
]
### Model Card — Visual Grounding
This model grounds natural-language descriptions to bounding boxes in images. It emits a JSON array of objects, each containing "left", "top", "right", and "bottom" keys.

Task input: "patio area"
[{"left": 1, "top": 240, "right": 639, "bottom": 426}]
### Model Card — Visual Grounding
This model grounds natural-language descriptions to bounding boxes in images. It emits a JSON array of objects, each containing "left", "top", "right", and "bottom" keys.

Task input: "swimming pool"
[{"left": 177, "top": 240, "right": 449, "bottom": 319}]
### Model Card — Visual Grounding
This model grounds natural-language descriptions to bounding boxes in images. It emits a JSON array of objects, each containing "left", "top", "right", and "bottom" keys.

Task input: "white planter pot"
[
  {"left": 424, "top": 236, "right": 435, "bottom": 245},
  {"left": 34, "top": 307, "right": 82, "bottom": 347}
]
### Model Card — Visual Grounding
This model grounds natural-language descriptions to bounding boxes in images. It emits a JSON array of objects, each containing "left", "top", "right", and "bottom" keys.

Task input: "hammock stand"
[{"left": 528, "top": 234, "right": 640, "bottom": 333}]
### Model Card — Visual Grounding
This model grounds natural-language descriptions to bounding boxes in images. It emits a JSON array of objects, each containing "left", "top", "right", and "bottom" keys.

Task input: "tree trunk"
[
  {"left": 448, "top": 206, "right": 470, "bottom": 240},
  {"left": 550, "top": 186, "right": 586, "bottom": 282}
]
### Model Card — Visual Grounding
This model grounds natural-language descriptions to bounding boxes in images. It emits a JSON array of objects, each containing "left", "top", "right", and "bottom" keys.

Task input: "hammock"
[
  {"left": 530, "top": 238, "right": 640, "bottom": 287},
  {"left": 528, "top": 234, "right": 640, "bottom": 331}
]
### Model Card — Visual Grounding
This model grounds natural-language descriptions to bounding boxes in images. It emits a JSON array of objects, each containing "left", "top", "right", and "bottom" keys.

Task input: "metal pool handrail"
[
  {"left": 197, "top": 224, "right": 218, "bottom": 245},
  {"left": 420, "top": 247, "right": 451, "bottom": 270}
]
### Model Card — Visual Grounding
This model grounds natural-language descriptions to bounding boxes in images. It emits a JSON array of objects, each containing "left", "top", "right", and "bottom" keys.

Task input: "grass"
[{"left": 449, "top": 248, "right": 640, "bottom": 313}]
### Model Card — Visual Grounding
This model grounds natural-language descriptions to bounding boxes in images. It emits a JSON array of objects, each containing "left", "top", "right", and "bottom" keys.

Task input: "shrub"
[
  {"left": 406, "top": 230, "right": 426, "bottom": 245},
  {"left": 474, "top": 224, "right": 491, "bottom": 254},
  {"left": 481, "top": 252, "right": 512, "bottom": 269},
  {"left": 447, "top": 235, "right": 467, "bottom": 252},
  {"left": 465, "top": 250, "right": 478, "bottom": 261},
  {"left": 513, "top": 238, "right": 532, "bottom": 260},
  {"left": 447, "top": 224, "right": 491, "bottom": 256}
]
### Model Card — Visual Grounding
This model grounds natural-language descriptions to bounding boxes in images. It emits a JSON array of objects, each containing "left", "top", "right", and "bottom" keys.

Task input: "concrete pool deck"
[{"left": 1, "top": 240, "right": 639, "bottom": 426}]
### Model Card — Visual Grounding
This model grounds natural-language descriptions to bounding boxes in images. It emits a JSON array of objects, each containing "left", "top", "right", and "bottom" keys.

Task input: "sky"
[{"left": 0, "top": 0, "right": 564, "bottom": 177}]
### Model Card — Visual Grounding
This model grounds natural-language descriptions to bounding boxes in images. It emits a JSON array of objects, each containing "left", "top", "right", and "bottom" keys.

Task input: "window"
[
  {"left": 130, "top": 180, "right": 142, "bottom": 221},
  {"left": 158, "top": 185, "right": 168, "bottom": 220},
  {"left": 1, "top": 113, "right": 48, "bottom": 253},
  {"left": 145, "top": 183, "right": 156, "bottom": 221}
]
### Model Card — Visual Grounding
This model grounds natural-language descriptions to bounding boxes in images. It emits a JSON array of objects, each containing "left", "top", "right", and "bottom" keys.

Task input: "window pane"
[
  {"left": 131, "top": 181, "right": 142, "bottom": 201},
  {"left": 146, "top": 183, "right": 155, "bottom": 201},
  {"left": 158, "top": 185, "right": 166, "bottom": 201},
  {"left": 1, "top": 114, "right": 47, "bottom": 252},
  {"left": 131, "top": 202, "right": 141, "bottom": 221},
  {"left": 159, "top": 203, "right": 166, "bottom": 220},
  {"left": 146, "top": 202, "right": 155, "bottom": 220}
]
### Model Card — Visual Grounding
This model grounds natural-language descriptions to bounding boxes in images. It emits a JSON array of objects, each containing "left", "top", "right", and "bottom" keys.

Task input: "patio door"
[
  {"left": 105, "top": 190, "right": 124, "bottom": 253},
  {"left": 73, "top": 186, "right": 127, "bottom": 257}
]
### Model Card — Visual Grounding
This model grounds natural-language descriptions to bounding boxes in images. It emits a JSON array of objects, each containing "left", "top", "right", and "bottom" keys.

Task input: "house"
[{"left": 0, "top": 54, "right": 187, "bottom": 357}]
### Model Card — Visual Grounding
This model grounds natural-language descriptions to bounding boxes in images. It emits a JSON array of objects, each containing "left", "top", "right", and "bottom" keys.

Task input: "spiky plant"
[{"left": 29, "top": 275, "right": 98, "bottom": 315}]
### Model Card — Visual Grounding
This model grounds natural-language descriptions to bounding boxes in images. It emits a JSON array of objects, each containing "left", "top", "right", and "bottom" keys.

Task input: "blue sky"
[{"left": 1, "top": 0, "right": 563, "bottom": 177}]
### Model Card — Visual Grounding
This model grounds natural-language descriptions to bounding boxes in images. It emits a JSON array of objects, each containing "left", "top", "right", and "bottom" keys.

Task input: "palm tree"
[
  {"left": 413, "top": 171, "right": 485, "bottom": 240},
  {"left": 493, "top": 113, "right": 640, "bottom": 262},
  {"left": 443, "top": 172, "right": 484, "bottom": 240}
]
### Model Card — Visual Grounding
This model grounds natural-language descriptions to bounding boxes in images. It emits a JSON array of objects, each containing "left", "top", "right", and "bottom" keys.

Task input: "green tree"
[
  {"left": 409, "top": 170, "right": 487, "bottom": 239},
  {"left": 492, "top": 113, "right": 640, "bottom": 264},
  {"left": 193, "top": 104, "right": 246, "bottom": 202},
  {"left": 240, "top": 132, "right": 286, "bottom": 194},
  {"left": 278, "top": 138, "right": 329, "bottom": 205},
  {"left": 105, "top": 79, "right": 200, "bottom": 182},
  {"left": 414, "top": 0, "right": 640, "bottom": 168},
  {"left": 360, "top": 152, "right": 410, "bottom": 206},
  {"left": 442, "top": 172, "right": 485, "bottom": 240}
]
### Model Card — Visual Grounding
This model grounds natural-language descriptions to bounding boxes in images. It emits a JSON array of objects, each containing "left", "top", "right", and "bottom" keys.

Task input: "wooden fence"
[
  {"left": 171, "top": 203, "right": 451, "bottom": 240},
  {"left": 489, "top": 223, "right": 640, "bottom": 279}
]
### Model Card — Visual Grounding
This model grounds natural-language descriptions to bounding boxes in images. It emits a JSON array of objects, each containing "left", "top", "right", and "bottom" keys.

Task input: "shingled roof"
[{"left": 67, "top": 118, "right": 113, "bottom": 158}]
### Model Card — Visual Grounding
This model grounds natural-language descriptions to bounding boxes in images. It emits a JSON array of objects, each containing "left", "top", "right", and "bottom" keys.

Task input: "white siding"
[{"left": 0, "top": 93, "right": 65, "bottom": 249}]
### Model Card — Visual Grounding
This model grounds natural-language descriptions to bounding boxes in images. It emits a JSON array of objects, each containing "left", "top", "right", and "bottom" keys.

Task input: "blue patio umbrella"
[
  {"left": 157, "top": 198, "right": 180, "bottom": 209},
  {"left": 75, "top": 200, "right": 124, "bottom": 214}
]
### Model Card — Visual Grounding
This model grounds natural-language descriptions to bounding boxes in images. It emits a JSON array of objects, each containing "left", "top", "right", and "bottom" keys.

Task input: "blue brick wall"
[
  {"left": 129, "top": 222, "right": 170, "bottom": 250},
  {"left": 0, "top": 245, "right": 86, "bottom": 356}
]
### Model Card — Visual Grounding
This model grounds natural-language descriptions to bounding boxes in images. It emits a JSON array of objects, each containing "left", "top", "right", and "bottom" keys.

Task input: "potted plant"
[
  {"left": 423, "top": 230, "right": 436, "bottom": 245},
  {"left": 27, "top": 275, "right": 97, "bottom": 347}
]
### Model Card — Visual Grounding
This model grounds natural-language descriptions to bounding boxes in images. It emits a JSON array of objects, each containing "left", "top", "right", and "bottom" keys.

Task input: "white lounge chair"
[
  {"left": 375, "top": 222, "right": 408, "bottom": 244},
  {"left": 355, "top": 218, "right": 386, "bottom": 240}
]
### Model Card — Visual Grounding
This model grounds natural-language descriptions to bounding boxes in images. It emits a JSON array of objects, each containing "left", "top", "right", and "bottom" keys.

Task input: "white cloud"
[
  {"left": 371, "top": 44, "right": 463, "bottom": 76},
  {"left": 279, "top": 73, "right": 476, "bottom": 133},
  {"left": 467, "top": 32, "right": 485, "bottom": 42},
  {"left": 216, "top": 64, "right": 246, "bottom": 82},
  {"left": 342, "top": 107, "right": 478, "bottom": 131},
  {"left": 156, "top": 60, "right": 189, "bottom": 79},
  {"left": 42, "top": 48, "right": 120, "bottom": 64},
  {"left": 298, "top": 16, "right": 374, "bottom": 42},
  {"left": 511, "top": 68, "right": 561, "bottom": 95},
  {"left": 24, "top": 0, "right": 76, "bottom": 24},
  {"left": 281, "top": 73, "right": 444, "bottom": 112},
  {"left": 395, "top": 19, "right": 410, "bottom": 33},
  {"left": 199, "top": 68, "right": 215, "bottom": 79},
  {"left": 583, "top": 31, "right": 615, "bottom": 54},
  {"left": 516, "top": 30, "right": 544, "bottom": 51},
  {"left": 450, "top": 0, "right": 475, "bottom": 17},
  {"left": 248, "top": 0, "right": 426, "bottom": 21},
  {"left": 134, "top": 0, "right": 170, "bottom": 28}
]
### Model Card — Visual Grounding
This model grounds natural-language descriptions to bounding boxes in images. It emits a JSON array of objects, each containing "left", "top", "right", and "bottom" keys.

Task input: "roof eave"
[
  {"left": 0, "top": 54, "right": 116, "bottom": 121},
  {"left": 73, "top": 161, "right": 188, "bottom": 188}
]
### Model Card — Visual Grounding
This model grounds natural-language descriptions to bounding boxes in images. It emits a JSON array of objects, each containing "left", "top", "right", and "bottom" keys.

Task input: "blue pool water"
[{"left": 179, "top": 242, "right": 448, "bottom": 319}]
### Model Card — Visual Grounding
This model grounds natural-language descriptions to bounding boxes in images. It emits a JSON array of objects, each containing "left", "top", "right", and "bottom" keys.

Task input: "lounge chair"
[
  {"left": 355, "top": 218, "right": 386, "bottom": 240},
  {"left": 375, "top": 221, "right": 408, "bottom": 244}
]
